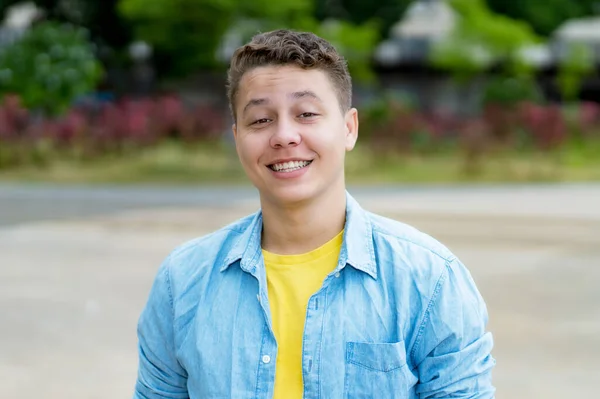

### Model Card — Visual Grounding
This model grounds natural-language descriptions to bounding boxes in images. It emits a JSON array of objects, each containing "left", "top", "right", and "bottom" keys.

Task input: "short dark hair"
[{"left": 227, "top": 29, "right": 352, "bottom": 119}]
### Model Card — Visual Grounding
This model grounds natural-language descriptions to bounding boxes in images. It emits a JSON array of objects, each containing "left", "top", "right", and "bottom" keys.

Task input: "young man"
[{"left": 133, "top": 30, "right": 495, "bottom": 398}]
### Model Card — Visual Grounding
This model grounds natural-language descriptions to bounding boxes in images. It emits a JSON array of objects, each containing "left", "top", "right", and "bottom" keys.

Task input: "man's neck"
[{"left": 260, "top": 188, "right": 347, "bottom": 255}]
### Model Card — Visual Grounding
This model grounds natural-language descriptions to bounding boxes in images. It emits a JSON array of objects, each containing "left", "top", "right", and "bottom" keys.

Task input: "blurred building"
[
  {"left": 375, "top": 0, "right": 456, "bottom": 68},
  {"left": 0, "top": 2, "right": 41, "bottom": 48},
  {"left": 550, "top": 16, "right": 600, "bottom": 102},
  {"left": 553, "top": 16, "right": 600, "bottom": 62}
]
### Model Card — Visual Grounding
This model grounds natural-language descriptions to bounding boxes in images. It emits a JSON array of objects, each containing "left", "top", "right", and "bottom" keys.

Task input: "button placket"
[
  {"left": 302, "top": 289, "right": 330, "bottom": 398},
  {"left": 255, "top": 323, "right": 277, "bottom": 398}
]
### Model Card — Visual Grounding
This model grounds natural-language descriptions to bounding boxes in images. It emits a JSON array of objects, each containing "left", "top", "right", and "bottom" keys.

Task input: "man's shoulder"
[
  {"left": 364, "top": 211, "right": 470, "bottom": 308},
  {"left": 366, "top": 210, "right": 456, "bottom": 265}
]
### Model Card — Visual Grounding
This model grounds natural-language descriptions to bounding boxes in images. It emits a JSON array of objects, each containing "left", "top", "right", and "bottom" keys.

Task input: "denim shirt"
[{"left": 134, "top": 192, "right": 496, "bottom": 399}]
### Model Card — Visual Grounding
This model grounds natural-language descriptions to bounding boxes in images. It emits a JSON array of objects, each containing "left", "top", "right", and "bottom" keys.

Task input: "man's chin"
[{"left": 261, "top": 185, "right": 316, "bottom": 207}]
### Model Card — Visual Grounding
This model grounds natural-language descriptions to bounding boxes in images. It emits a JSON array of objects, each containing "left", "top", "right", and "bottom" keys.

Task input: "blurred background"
[
  {"left": 0, "top": 0, "right": 600, "bottom": 181},
  {"left": 0, "top": 0, "right": 599, "bottom": 398}
]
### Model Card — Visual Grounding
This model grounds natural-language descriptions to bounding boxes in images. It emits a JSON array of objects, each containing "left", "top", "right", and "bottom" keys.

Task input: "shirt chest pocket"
[{"left": 344, "top": 341, "right": 416, "bottom": 399}]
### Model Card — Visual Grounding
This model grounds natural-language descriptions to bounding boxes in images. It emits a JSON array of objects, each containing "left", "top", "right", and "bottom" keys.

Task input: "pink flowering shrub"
[{"left": 0, "top": 94, "right": 226, "bottom": 168}]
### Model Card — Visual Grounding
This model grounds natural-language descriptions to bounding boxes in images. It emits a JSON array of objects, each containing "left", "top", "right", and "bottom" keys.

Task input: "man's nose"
[{"left": 269, "top": 119, "right": 302, "bottom": 148}]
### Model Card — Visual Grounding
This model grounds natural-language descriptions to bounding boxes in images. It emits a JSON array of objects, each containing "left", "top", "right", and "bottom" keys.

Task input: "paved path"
[
  {"left": 2, "top": 183, "right": 599, "bottom": 226},
  {"left": 1, "top": 184, "right": 599, "bottom": 398}
]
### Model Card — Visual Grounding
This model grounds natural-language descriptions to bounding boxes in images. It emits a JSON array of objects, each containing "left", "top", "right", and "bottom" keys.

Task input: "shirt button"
[
  {"left": 262, "top": 355, "right": 271, "bottom": 364},
  {"left": 335, "top": 272, "right": 340, "bottom": 278}
]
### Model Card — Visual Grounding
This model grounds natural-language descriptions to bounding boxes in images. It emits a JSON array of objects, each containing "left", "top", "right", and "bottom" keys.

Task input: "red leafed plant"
[
  {"left": 519, "top": 102, "right": 567, "bottom": 151},
  {"left": 0, "top": 94, "right": 227, "bottom": 168}
]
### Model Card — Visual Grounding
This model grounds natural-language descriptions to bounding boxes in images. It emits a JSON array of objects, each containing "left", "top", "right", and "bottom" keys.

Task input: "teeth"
[{"left": 271, "top": 160, "right": 311, "bottom": 172}]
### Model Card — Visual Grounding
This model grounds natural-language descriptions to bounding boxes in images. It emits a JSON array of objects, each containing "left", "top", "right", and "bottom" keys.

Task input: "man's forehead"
[
  {"left": 248, "top": 90, "right": 322, "bottom": 101},
  {"left": 236, "top": 66, "right": 338, "bottom": 115},
  {"left": 241, "top": 66, "right": 329, "bottom": 91}
]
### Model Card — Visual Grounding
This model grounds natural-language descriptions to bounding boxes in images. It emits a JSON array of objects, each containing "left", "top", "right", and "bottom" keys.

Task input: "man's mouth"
[{"left": 268, "top": 160, "right": 313, "bottom": 172}]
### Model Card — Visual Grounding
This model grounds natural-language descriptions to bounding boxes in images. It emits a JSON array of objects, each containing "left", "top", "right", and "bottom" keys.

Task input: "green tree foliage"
[
  {"left": 0, "top": 21, "right": 103, "bottom": 116},
  {"left": 117, "top": 0, "right": 313, "bottom": 75},
  {"left": 118, "top": 0, "right": 232, "bottom": 74},
  {"left": 556, "top": 43, "right": 595, "bottom": 102},
  {"left": 117, "top": 0, "right": 380, "bottom": 81},
  {"left": 486, "top": 0, "right": 600, "bottom": 37},
  {"left": 430, "top": 0, "right": 541, "bottom": 81}
]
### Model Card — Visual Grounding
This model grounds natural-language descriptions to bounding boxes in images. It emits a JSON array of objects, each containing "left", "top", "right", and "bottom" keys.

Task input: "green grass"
[
  {"left": 0, "top": 140, "right": 599, "bottom": 185},
  {"left": 0, "top": 141, "right": 247, "bottom": 185}
]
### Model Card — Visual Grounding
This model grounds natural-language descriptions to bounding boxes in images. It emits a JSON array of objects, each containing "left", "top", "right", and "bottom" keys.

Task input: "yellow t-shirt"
[{"left": 262, "top": 230, "right": 343, "bottom": 399}]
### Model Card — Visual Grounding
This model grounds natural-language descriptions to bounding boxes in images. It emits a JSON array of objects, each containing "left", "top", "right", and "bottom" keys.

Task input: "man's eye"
[
  {"left": 299, "top": 112, "right": 318, "bottom": 118},
  {"left": 252, "top": 118, "right": 271, "bottom": 125}
]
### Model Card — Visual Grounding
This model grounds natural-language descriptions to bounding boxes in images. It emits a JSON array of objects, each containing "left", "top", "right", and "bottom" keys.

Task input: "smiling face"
[{"left": 232, "top": 65, "right": 358, "bottom": 207}]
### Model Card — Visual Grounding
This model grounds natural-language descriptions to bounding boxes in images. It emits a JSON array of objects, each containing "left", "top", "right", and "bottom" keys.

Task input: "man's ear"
[{"left": 344, "top": 108, "right": 359, "bottom": 151}]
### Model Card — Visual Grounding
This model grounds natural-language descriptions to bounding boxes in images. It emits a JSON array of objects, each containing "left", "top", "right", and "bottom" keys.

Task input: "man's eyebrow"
[
  {"left": 242, "top": 98, "right": 269, "bottom": 115},
  {"left": 242, "top": 91, "right": 322, "bottom": 115},
  {"left": 290, "top": 90, "right": 322, "bottom": 102}
]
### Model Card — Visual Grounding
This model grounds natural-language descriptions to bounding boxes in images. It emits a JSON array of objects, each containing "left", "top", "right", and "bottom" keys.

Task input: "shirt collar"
[
  {"left": 221, "top": 191, "right": 377, "bottom": 279},
  {"left": 221, "top": 210, "right": 263, "bottom": 274},
  {"left": 340, "top": 192, "right": 377, "bottom": 278}
]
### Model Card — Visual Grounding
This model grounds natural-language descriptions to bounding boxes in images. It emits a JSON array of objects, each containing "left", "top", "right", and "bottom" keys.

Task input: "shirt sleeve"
[
  {"left": 133, "top": 256, "right": 189, "bottom": 399},
  {"left": 412, "top": 257, "right": 496, "bottom": 399}
]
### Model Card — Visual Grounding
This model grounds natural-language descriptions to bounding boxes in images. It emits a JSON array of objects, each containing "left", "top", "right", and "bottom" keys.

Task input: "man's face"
[{"left": 233, "top": 65, "right": 358, "bottom": 206}]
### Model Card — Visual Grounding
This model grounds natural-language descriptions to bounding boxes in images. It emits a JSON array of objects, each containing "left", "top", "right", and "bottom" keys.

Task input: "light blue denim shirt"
[{"left": 134, "top": 192, "right": 495, "bottom": 398}]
